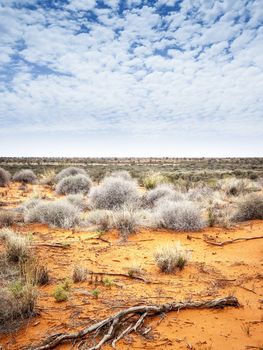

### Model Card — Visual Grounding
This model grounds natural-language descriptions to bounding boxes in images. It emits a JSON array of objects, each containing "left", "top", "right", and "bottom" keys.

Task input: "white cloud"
[
  {"left": 66, "top": 0, "right": 97, "bottom": 11},
  {"left": 0, "top": 0, "right": 262, "bottom": 147}
]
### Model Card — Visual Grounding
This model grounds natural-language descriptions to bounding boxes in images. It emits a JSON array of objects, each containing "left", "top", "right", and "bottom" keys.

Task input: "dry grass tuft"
[{"left": 154, "top": 243, "right": 190, "bottom": 273}]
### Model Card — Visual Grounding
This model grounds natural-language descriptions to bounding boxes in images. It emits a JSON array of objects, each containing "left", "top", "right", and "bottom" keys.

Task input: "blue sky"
[{"left": 0, "top": 0, "right": 262, "bottom": 156}]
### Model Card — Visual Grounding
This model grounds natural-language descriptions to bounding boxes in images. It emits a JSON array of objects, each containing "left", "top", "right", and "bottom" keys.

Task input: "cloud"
[{"left": 0, "top": 0, "right": 262, "bottom": 148}]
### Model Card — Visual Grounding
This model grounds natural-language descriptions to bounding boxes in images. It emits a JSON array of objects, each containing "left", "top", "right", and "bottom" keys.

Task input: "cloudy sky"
[{"left": 0, "top": 0, "right": 262, "bottom": 157}]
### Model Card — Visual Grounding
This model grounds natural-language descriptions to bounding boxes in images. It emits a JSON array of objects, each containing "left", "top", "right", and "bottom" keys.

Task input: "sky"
[{"left": 0, "top": 0, "right": 262, "bottom": 157}]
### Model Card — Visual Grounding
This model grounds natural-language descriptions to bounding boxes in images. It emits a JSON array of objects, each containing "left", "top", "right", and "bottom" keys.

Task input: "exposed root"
[
  {"left": 204, "top": 235, "right": 263, "bottom": 246},
  {"left": 29, "top": 296, "right": 239, "bottom": 350}
]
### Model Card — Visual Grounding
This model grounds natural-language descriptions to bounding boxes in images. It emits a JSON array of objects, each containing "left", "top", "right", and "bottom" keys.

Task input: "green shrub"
[
  {"left": 142, "top": 172, "right": 167, "bottom": 189},
  {"left": 52, "top": 285, "right": 69, "bottom": 302}
]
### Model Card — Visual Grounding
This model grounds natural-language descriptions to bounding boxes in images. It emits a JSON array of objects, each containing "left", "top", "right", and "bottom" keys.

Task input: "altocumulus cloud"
[{"left": 0, "top": 0, "right": 263, "bottom": 153}]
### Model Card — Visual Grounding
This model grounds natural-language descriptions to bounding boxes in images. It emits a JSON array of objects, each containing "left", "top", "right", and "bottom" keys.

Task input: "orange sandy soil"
[{"left": 0, "top": 183, "right": 263, "bottom": 350}]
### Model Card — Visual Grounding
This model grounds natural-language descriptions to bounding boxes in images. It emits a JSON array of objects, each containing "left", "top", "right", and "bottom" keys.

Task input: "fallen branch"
[
  {"left": 88, "top": 271, "right": 148, "bottom": 283},
  {"left": 33, "top": 242, "right": 71, "bottom": 249},
  {"left": 204, "top": 235, "right": 263, "bottom": 246},
  {"left": 29, "top": 296, "right": 239, "bottom": 350}
]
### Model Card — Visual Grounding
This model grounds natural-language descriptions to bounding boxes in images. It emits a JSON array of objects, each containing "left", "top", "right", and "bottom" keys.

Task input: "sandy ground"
[{"left": 0, "top": 183, "right": 262, "bottom": 350}]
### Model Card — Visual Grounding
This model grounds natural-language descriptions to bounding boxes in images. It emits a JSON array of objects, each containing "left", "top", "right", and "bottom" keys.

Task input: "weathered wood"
[{"left": 29, "top": 296, "right": 239, "bottom": 350}]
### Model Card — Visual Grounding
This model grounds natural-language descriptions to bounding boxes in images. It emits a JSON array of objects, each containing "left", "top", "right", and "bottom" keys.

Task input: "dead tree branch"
[
  {"left": 204, "top": 235, "right": 263, "bottom": 246},
  {"left": 29, "top": 296, "right": 239, "bottom": 350}
]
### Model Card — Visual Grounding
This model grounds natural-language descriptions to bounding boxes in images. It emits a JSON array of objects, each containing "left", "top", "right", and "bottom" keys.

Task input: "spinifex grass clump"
[
  {"left": 89, "top": 177, "right": 139, "bottom": 210},
  {"left": 0, "top": 167, "right": 11, "bottom": 187},
  {"left": 155, "top": 200, "right": 205, "bottom": 231},
  {"left": 13, "top": 169, "right": 37, "bottom": 184},
  {"left": 25, "top": 200, "right": 80, "bottom": 228},
  {"left": 55, "top": 167, "right": 87, "bottom": 183},
  {"left": 56, "top": 174, "right": 92, "bottom": 195},
  {"left": 154, "top": 243, "right": 190, "bottom": 273}
]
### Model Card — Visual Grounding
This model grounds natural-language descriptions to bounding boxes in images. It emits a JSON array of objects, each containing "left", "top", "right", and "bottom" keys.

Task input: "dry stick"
[
  {"left": 33, "top": 243, "right": 71, "bottom": 249},
  {"left": 88, "top": 271, "right": 148, "bottom": 283},
  {"left": 203, "top": 235, "right": 263, "bottom": 247},
  {"left": 29, "top": 296, "right": 239, "bottom": 350}
]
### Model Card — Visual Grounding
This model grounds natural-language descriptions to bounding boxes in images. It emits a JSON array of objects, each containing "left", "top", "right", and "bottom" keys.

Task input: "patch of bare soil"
[{"left": 0, "top": 184, "right": 262, "bottom": 350}]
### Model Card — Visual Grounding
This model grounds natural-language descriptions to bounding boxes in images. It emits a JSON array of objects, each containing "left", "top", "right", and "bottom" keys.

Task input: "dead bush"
[{"left": 72, "top": 265, "right": 88, "bottom": 283}]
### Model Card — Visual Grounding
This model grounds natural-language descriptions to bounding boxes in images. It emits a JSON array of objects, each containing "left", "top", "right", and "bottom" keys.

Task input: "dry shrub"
[
  {"left": 24, "top": 200, "right": 80, "bottom": 228},
  {"left": 72, "top": 265, "right": 88, "bottom": 282},
  {"left": 65, "top": 194, "right": 88, "bottom": 210},
  {"left": 187, "top": 187, "right": 214, "bottom": 202},
  {"left": 142, "top": 172, "right": 168, "bottom": 189},
  {"left": 0, "top": 229, "right": 38, "bottom": 332},
  {"left": 89, "top": 177, "right": 139, "bottom": 210},
  {"left": 0, "top": 210, "right": 19, "bottom": 228},
  {"left": 13, "top": 169, "right": 37, "bottom": 184},
  {"left": 154, "top": 243, "right": 190, "bottom": 273},
  {"left": 112, "top": 207, "right": 140, "bottom": 238},
  {"left": 142, "top": 184, "right": 184, "bottom": 208},
  {"left": 154, "top": 200, "right": 205, "bottom": 231},
  {"left": 18, "top": 198, "right": 43, "bottom": 213},
  {"left": 126, "top": 262, "right": 144, "bottom": 277},
  {"left": 86, "top": 209, "right": 113, "bottom": 231},
  {"left": 4, "top": 230, "right": 30, "bottom": 263},
  {"left": 55, "top": 167, "right": 87, "bottom": 183},
  {"left": 0, "top": 167, "right": 11, "bottom": 187},
  {"left": 39, "top": 170, "right": 56, "bottom": 186},
  {"left": 233, "top": 193, "right": 263, "bottom": 222},
  {"left": 56, "top": 174, "right": 92, "bottom": 195},
  {"left": 206, "top": 195, "right": 232, "bottom": 228},
  {"left": 0, "top": 283, "right": 37, "bottom": 332},
  {"left": 108, "top": 170, "right": 132, "bottom": 181},
  {"left": 219, "top": 178, "right": 260, "bottom": 196}
]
